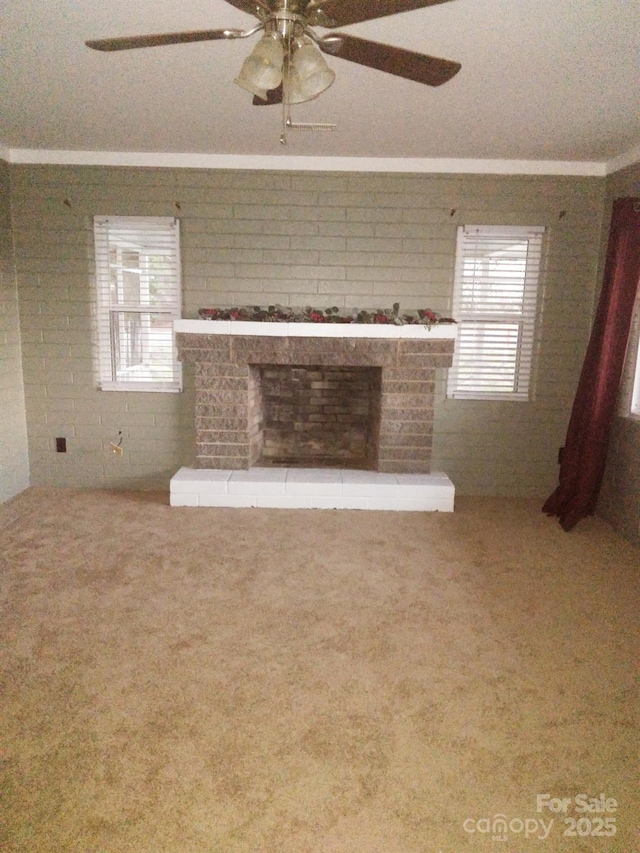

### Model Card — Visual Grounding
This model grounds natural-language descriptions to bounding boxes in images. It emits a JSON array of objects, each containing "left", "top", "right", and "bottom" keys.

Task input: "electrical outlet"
[{"left": 55, "top": 437, "right": 66, "bottom": 453}]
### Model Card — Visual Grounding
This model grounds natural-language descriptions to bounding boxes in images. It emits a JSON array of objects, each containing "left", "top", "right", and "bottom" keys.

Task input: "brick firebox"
[
  {"left": 259, "top": 365, "right": 382, "bottom": 469},
  {"left": 176, "top": 324, "right": 455, "bottom": 475}
]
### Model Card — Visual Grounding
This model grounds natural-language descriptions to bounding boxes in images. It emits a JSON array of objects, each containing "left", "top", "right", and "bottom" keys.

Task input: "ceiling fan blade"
[
  {"left": 252, "top": 84, "right": 283, "bottom": 106},
  {"left": 309, "top": 0, "right": 456, "bottom": 28},
  {"left": 222, "top": 0, "right": 272, "bottom": 15},
  {"left": 85, "top": 29, "right": 243, "bottom": 52},
  {"left": 319, "top": 33, "right": 460, "bottom": 86}
]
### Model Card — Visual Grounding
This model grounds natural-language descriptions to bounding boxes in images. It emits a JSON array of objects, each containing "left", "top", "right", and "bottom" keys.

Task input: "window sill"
[{"left": 99, "top": 382, "right": 182, "bottom": 393}]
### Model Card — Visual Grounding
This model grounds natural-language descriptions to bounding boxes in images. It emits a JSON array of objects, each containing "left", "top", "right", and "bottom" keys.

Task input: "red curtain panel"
[{"left": 543, "top": 197, "right": 640, "bottom": 530}]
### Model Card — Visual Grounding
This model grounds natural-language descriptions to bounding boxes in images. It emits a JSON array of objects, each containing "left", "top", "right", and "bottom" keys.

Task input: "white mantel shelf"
[{"left": 174, "top": 319, "right": 457, "bottom": 339}]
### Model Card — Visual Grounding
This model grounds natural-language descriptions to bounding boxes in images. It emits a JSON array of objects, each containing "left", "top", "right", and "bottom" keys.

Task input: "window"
[
  {"left": 94, "top": 216, "right": 182, "bottom": 391},
  {"left": 447, "top": 225, "right": 545, "bottom": 401}
]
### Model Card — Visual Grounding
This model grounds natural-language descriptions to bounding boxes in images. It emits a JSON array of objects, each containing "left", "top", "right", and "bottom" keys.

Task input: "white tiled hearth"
[{"left": 170, "top": 467, "right": 455, "bottom": 512}]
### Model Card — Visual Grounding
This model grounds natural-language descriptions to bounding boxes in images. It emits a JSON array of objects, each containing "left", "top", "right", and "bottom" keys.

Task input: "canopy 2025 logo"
[{"left": 462, "top": 792, "right": 618, "bottom": 842}]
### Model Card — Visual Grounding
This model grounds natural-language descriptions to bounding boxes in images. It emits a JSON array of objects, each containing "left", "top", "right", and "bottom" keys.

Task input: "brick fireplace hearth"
[
  {"left": 175, "top": 322, "right": 455, "bottom": 475},
  {"left": 171, "top": 320, "right": 457, "bottom": 511}
]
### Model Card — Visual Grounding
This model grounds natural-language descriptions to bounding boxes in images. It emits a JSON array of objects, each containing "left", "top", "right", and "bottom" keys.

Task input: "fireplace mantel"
[{"left": 174, "top": 319, "right": 457, "bottom": 340}]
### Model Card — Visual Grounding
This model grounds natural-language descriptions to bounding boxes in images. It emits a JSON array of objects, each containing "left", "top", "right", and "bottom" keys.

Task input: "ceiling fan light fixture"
[
  {"left": 86, "top": 0, "right": 463, "bottom": 132},
  {"left": 234, "top": 32, "right": 284, "bottom": 98}
]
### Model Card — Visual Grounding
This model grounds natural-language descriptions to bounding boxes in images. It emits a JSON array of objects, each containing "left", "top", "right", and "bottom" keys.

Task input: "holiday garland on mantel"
[{"left": 198, "top": 303, "right": 455, "bottom": 327}]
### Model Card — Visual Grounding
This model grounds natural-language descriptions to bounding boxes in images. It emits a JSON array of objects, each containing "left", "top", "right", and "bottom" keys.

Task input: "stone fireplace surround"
[{"left": 170, "top": 320, "right": 456, "bottom": 511}]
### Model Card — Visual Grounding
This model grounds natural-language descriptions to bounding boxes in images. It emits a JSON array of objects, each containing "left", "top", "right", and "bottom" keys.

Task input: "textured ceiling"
[{"left": 2, "top": 0, "right": 639, "bottom": 167}]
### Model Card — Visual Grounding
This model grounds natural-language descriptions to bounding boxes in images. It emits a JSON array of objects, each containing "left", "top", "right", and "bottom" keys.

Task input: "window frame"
[
  {"left": 94, "top": 216, "right": 182, "bottom": 393},
  {"left": 446, "top": 224, "right": 545, "bottom": 402}
]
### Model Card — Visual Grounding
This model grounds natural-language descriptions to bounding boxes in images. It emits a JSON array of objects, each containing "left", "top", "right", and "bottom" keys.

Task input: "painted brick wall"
[
  {"left": 0, "top": 159, "right": 30, "bottom": 502},
  {"left": 597, "top": 162, "right": 640, "bottom": 545},
  {"left": 9, "top": 164, "right": 606, "bottom": 495}
]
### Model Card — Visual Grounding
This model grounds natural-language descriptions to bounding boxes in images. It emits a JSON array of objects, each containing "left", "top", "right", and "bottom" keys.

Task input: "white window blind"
[
  {"left": 94, "top": 216, "right": 182, "bottom": 392},
  {"left": 447, "top": 225, "right": 545, "bottom": 401}
]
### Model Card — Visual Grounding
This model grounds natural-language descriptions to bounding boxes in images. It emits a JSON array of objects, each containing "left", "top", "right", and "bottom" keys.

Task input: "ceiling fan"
[{"left": 86, "top": 0, "right": 461, "bottom": 140}]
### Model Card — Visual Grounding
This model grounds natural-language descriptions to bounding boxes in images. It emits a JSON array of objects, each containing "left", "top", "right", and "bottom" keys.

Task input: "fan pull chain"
[
  {"left": 281, "top": 84, "right": 288, "bottom": 144},
  {"left": 279, "top": 36, "right": 337, "bottom": 144},
  {"left": 280, "top": 39, "right": 291, "bottom": 144}
]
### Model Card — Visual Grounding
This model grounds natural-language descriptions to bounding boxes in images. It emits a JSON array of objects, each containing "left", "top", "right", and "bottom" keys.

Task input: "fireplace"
[
  {"left": 171, "top": 320, "right": 457, "bottom": 511},
  {"left": 257, "top": 364, "right": 382, "bottom": 469}
]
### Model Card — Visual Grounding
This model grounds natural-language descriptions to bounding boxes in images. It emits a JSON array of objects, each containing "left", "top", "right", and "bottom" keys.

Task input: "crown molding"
[
  {"left": 2, "top": 147, "right": 612, "bottom": 176},
  {"left": 605, "top": 145, "right": 640, "bottom": 175}
]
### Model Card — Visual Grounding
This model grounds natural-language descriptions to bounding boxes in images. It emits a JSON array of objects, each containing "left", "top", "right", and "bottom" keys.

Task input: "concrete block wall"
[
  {"left": 8, "top": 164, "right": 607, "bottom": 495},
  {"left": 0, "top": 159, "right": 30, "bottom": 501},
  {"left": 599, "top": 417, "right": 640, "bottom": 545}
]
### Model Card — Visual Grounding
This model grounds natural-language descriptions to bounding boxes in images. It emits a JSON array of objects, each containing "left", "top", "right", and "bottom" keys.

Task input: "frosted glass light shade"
[
  {"left": 283, "top": 65, "right": 320, "bottom": 104},
  {"left": 234, "top": 34, "right": 284, "bottom": 98},
  {"left": 291, "top": 42, "right": 335, "bottom": 99}
]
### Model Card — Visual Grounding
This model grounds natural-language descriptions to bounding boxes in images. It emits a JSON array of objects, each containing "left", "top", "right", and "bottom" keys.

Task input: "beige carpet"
[{"left": 1, "top": 488, "right": 638, "bottom": 853}]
